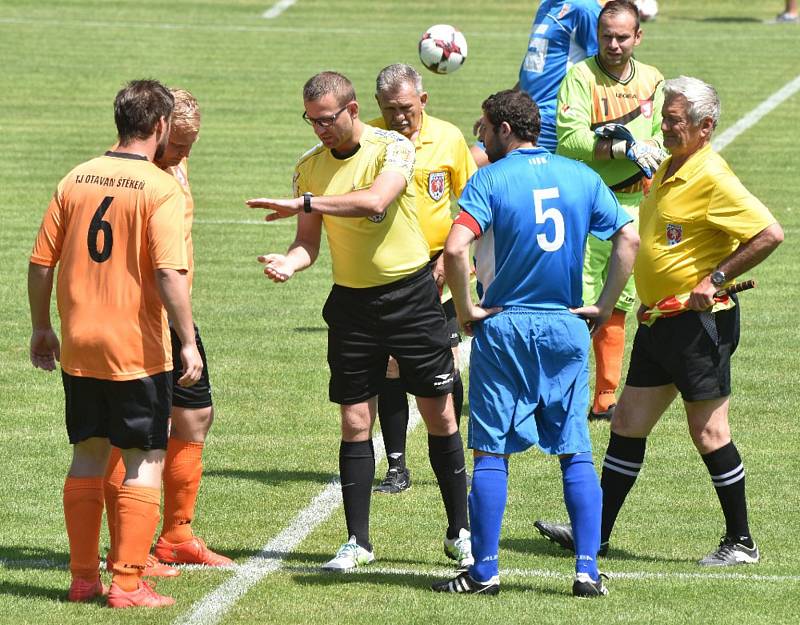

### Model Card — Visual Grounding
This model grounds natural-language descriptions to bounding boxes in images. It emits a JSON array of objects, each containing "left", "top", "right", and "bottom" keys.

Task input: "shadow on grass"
[
  {"left": 288, "top": 569, "right": 563, "bottom": 596},
  {"left": 0, "top": 545, "right": 68, "bottom": 570},
  {"left": 0, "top": 580, "right": 69, "bottom": 602},
  {"left": 293, "top": 326, "right": 326, "bottom": 333},
  {"left": 501, "top": 536, "right": 695, "bottom": 564},
  {"left": 204, "top": 468, "right": 336, "bottom": 485}
]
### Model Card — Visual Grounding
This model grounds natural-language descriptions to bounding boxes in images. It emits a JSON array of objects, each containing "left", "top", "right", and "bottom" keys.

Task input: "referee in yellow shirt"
[
  {"left": 536, "top": 76, "right": 784, "bottom": 565},
  {"left": 248, "top": 71, "right": 472, "bottom": 572},
  {"left": 369, "top": 63, "right": 477, "bottom": 495}
]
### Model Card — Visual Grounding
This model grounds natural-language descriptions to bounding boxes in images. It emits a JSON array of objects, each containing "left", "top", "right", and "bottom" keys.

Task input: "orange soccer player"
[
  {"left": 104, "top": 89, "right": 232, "bottom": 574},
  {"left": 28, "top": 79, "right": 202, "bottom": 607}
]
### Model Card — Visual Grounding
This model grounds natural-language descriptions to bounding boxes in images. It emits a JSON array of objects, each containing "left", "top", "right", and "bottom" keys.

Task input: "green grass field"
[{"left": 1, "top": 1, "right": 799, "bottom": 623}]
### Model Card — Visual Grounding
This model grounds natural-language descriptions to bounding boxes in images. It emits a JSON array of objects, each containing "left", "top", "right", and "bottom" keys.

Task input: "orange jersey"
[
  {"left": 167, "top": 158, "right": 195, "bottom": 289},
  {"left": 31, "top": 151, "right": 188, "bottom": 381}
]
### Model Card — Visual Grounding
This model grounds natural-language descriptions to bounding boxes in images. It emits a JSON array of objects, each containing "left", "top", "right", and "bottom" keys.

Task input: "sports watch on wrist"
[
  {"left": 710, "top": 269, "right": 726, "bottom": 287},
  {"left": 302, "top": 192, "right": 313, "bottom": 213}
]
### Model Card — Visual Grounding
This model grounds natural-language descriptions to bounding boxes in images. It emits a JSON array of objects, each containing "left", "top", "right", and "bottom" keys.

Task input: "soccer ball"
[
  {"left": 418, "top": 24, "right": 468, "bottom": 74},
  {"left": 635, "top": 0, "right": 659, "bottom": 21}
]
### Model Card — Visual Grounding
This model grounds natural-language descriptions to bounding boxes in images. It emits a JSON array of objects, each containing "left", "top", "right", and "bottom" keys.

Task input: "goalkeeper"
[{"left": 556, "top": 0, "right": 665, "bottom": 421}]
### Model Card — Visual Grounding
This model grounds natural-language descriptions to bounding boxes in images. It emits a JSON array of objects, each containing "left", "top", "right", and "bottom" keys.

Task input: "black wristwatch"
[
  {"left": 302, "top": 192, "right": 313, "bottom": 213},
  {"left": 710, "top": 269, "right": 726, "bottom": 287}
]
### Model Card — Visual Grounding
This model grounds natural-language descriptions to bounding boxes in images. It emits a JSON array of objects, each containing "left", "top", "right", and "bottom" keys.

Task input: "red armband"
[{"left": 453, "top": 211, "right": 482, "bottom": 238}]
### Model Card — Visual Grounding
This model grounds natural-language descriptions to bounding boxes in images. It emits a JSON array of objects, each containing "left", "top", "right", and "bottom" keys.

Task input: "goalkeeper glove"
[{"left": 595, "top": 123, "right": 667, "bottom": 179}]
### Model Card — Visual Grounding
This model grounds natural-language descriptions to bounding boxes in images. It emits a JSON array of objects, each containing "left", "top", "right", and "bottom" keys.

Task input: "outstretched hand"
[
  {"left": 246, "top": 197, "right": 302, "bottom": 222},
  {"left": 257, "top": 253, "right": 295, "bottom": 283}
]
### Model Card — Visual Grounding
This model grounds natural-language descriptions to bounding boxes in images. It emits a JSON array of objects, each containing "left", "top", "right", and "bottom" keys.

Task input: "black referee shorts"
[
  {"left": 323, "top": 265, "right": 455, "bottom": 405},
  {"left": 170, "top": 324, "right": 213, "bottom": 409},
  {"left": 626, "top": 302, "right": 740, "bottom": 402},
  {"left": 62, "top": 370, "right": 172, "bottom": 450}
]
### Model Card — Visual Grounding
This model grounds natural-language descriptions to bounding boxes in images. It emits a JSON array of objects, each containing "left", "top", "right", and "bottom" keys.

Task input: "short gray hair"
[
  {"left": 663, "top": 76, "right": 721, "bottom": 129},
  {"left": 375, "top": 64, "right": 423, "bottom": 97}
]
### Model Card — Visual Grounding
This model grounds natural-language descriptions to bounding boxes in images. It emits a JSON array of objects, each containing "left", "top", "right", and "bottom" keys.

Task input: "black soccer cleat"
[
  {"left": 431, "top": 571, "right": 499, "bottom": 595},
  {"left": 698, "top": 536, "right": 760, "bottom": 566},
  {"left": 533, "top": 521, "right": 609, "bottom": 556},
  {"left": 588, "top": 404, "right": 615, "bottom": 421},
  {"left": 572, "top": 572, "right": 609, "bottom": 597},
  {"left": 373, "top": 467, "right": 411, "bottom": 494}
]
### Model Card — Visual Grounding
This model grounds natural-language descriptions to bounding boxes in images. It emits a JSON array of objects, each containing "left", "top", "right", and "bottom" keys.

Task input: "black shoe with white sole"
[
  {"left": 572, "top": 572, "right": 609, "bottom": 597},
  {"left": 698, "top": 536, "right": 760, "bottom": 566},
  {"left": 431, "top": 571, "right": 499, "bottom": 595},
  {"left": 533, "top": 521, "right": 609, "bottom": 557}
]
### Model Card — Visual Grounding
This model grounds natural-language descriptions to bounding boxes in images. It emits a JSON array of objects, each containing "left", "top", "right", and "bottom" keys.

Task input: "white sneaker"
[
  {"left": 443, "top": 528, "right": 474, "bottom": 569},
  {"left": 321, "top": 536, "right": 375, "bottom": 572}
]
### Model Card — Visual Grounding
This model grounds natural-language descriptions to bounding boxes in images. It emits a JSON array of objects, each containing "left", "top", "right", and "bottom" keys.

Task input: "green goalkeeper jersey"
[{"left": 556, "top": 55, "right": 664, "bottom": 195}]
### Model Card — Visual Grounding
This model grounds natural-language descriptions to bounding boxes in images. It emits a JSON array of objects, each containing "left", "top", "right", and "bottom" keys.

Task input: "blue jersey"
[
  {"left": 458, "top": 147, "right": 630, "bottom": 310},
  {"left": 519, "top": 0, "right": 600, "bottom": 152}
]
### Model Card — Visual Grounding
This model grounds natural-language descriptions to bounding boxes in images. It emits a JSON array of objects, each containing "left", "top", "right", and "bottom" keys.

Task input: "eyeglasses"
[{"left": 302, "top": 104, "right": 350, "bottom": 128}]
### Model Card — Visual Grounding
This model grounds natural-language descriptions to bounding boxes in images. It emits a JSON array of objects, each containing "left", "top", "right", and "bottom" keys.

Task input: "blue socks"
[
  {"left": 468, "top": 455, "right": 508, "bottom": 582},
  {"left": 560, "top": 452, "right": 601, "bottom": 579}
]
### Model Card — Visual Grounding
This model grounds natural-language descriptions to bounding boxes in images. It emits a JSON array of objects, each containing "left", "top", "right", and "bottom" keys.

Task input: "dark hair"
[
  {"left": 303, "top": 71, "right": 356, "bottom": 106},
  {"left": 599, "top": 0, "right": 641, "bottom": 31},
  {"left": 114, "top": 79, "right": 174, "bottom": 145},
  {"left": 481, "top": 90, "right": 540, "bottom": 144}
]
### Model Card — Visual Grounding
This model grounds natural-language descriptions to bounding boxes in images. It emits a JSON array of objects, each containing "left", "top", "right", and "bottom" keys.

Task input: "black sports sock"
[
  {"left": 428, "top": 432, "right": 469, "bottom": 539},
  {"left": 701, "top": 441, "right": 751, "bottom": 543},
  {"left": 600, "top": 431, "right": 646, "bottom": 543},
  {"left": 339, "top": 439, "right": 375, "bottom": 551},
  {"left": 377, "top": 378, "right": 408, "bottom": 470},
  {"left": 452, "top": 372, "right": 464, "bottom": 430}
]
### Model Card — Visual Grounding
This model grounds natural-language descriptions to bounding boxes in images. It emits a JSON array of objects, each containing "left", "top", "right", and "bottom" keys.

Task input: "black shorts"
[
  {"left": 323, "top": 266, "right": 455, "bottom": 404},
  {"left": 626, "top": 302, "right": 740, "bottom": 401},
  {"left": 62, "top": 370, "right": 172, "bottom": 450},
  {"left": 442, "top": 299, "right": 461, "bottom": 348},
  {"left": 170, "top": 324, "right": 213, "bottom": 409}
]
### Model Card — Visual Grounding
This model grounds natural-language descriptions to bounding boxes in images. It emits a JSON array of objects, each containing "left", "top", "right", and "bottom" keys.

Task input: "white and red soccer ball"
[
  {"left": 418, "top": 24, "right": 468, "bottom": 74},
  {"left": 635, "top": 0, "right": 659, "bottom": 22}
]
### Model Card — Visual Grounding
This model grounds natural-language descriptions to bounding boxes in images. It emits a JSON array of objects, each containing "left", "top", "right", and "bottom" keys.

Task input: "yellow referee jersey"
[
  {"left": 293, "top": 124, "right": 429, "bottom": 288},
  {"left": 369, "top": 112, "right": 477, "bottom": 256},
  {"left": 635, "top": 144, "right": 776, "bottom": 307}
]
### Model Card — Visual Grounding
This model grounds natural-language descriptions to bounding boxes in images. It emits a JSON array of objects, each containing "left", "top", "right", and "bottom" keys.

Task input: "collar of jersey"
[
  {"left": 659, "top": 143, "right": 713, "bottom": 185},
  {"left": 507, "top": 146, "right": 549, "bottom": 157},
  {"left": 104, "top": 150, "right": 148, "bottom": 161}
]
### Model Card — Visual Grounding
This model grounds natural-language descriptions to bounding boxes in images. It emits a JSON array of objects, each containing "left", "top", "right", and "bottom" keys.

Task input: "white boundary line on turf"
[
  {"left": 711, "top": 73, "right": 800, "bottom": 152},
  {"left": 175, "top": 69, "right": 800, "bottom": 622},
  {"left": 262, "top": 0, "right": 297, "bottom": 19},
  {"left": 174, "top": 341, "right": 470, "bottom": 625}
]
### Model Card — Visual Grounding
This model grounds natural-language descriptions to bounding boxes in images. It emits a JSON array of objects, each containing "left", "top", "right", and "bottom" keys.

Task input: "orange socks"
[
  {"left": 592, "top": 309, "right": 626, "bottom": 413},
  {"left": 160, "top": 439, "right": 204, "bottom": 544},
  {"left": 103, "top": 448, "right": 125, "bottom": 563},
  {"left": 112, "top": 485, "right": 161, "bottom": 591},
  {"left": 63, "top": 477, "right": 104, "bottom": 581}
]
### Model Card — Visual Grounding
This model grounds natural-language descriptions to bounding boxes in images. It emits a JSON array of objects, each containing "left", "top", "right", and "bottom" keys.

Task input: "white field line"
[
  {"left": 261, "top": 0, "right": 297, "bottom": 19},
  {"left": 712, "top": 73, "right": 800, "bottom": 152},
  {"left": 2, "top": 17, "right": 796, "bottom": 41},
  {"left": 174, "top": 341, "right": 470, "bottom": 625}
]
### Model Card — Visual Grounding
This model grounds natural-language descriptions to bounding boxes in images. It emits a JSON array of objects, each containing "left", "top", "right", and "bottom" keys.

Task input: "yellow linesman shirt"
[
  {"left": 167, "top": 157, "right": 195, "bottom": 291},
  {"left": 635, "top": 144, "right": 776, "bottom": 307},
  {"left": 369, "top": 112, "right": 477, "bottom": 256},
  {"left": 293, "top": 124, "right": 429, "bottom": 288}
]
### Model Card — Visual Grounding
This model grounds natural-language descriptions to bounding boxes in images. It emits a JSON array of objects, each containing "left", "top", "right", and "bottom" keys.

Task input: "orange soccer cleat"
[
  {"left": 67, "top": 576, "right": 108, "bottom": 602},
  {"left": 154, "top": 536, "right": 233, "bottom": 567},
  {"left": 107, "top": 580, "right": 175, "bottom": 609}
]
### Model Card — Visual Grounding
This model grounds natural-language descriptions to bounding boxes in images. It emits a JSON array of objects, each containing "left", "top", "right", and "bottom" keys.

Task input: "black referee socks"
[
  {"left": 339, "top": 439, "right": 375, "bottom": 551},
  {"left": 701, "top": 441, "right": 752, "bottom": 542},
  {"left": 428, "top": 432, "right": 469, "bottom": 540},
  {"left": 600, "top": 431, "right": 647, "bottom": 543}
]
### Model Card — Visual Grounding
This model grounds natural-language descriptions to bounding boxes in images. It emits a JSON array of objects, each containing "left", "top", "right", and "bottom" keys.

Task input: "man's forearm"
[
  {"left": 156, "top": 269, "right": 194, "bottom": 346},
  {"left": 443, "top": 226, "right": 477, "bottom": 320},
  {"left": 716, "top": 223, "right": 784, "bottom": 280},
  {"left": 28, "top": 262, "right": 55, "bottom": 329},
  {"left": 595, "top": 224, "right": 640, "bottom": 312}
]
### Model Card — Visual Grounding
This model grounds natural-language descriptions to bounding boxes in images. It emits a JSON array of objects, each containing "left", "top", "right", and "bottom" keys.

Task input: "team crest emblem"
[
  {"left": 428, "top": 171, "right": 446, "bottom": 201},
  {"left": 666, "top": 223, "right": 682, "bottom": 246},
  {"left": 640, "top": 99, "right": 654, "bottom": 119},
  {"left": 368, "top": 211, "right": 387, "bottom": 223}
]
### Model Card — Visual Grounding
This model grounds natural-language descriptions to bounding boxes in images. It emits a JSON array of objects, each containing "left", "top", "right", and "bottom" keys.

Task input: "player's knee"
[{"left": 688, "top": 420, "right": 730, "bottom": 454}]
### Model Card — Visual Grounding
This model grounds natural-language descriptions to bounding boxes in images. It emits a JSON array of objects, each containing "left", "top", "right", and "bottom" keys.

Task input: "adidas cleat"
[{"left": 321, "top": 536, "right": 375, "bottom": 572}]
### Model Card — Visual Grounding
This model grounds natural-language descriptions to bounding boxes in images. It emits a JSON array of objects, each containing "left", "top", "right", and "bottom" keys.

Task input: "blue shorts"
[{"left": 467, "top": 310, "right": 592, "bottom": 456}]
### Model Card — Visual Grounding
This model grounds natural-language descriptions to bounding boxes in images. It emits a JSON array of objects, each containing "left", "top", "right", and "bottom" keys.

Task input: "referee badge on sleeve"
[{"left": 428, "top": 171, "right": 446, "bottom": 201}]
